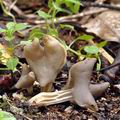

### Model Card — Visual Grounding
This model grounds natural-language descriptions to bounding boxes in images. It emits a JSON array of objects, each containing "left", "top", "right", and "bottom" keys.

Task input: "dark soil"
[{"left": 2, "top": 89, "right": 120, "bottom": 120}]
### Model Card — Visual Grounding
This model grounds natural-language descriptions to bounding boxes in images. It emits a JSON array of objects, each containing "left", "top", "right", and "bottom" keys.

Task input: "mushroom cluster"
[
  {"left": 14, "top": 35, "right": 109, "bottom": 112},
  {"left": 28, "top": 58, "right": 109, "bottom": 112}
]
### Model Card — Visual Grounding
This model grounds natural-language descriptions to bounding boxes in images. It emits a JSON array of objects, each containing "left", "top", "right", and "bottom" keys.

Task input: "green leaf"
[
  {"left": 29, "top": 28, "right": 43, "bottom": 40},
  {"left": 97, "top": 41, "right": 107, "bottom": 48},
  {"left": 6, "top": 22, "right": 15, "bottom": 29},
  {"left": 72, "top": 3, "right": 80, "bottom": 13},
  {"left": 5, "top": 29, "right": 14, "bottom": 41},
  {"left": 52, "top": 2, "right": 72, "bottom": 14},
  {"left": 84, "top": 45, "right": 99, "bottom": 54},
  {"left": 77, "top": 35, "right": 94, "bottom": 41},
  {"left": 6, "top": 57, "right": 19, "bottom": 71},
  {"left": 56, "top": 0, "right": 64, "bottom": 5},
  {"left": 20, "top": 40, "right": 32, "bottom": 45},
  {"left": 96, "top": 63, "right": 101, "bottom": 71},
  {"left": 48, "top": 28, "right": 58, "bottom": 37},
  {"left": 0, "top": 29, "right": 6, "bottom": 33},
  {"left": 60, "top": 24, "right": 74, "bottom": 30},
  {"left": 65, "top": 0, "right": 80, "bottom": 13},
  {"left": 6, "top": 22, "right": 29, "bottom": 32},
  {"left": 15, "top": 23, "right": 29, "bottom": 31},
  {"left": 65, "top": 0, "right": 80, "bottom": 5},
  {"left": 59, "top": 39, "right": 68, "bottom": 49},
  {"left": 0, "top": 111, "right": 16, "bottom": 120},
  {"left": 37, "top": 10, "right": 52, "bottom": 19},
  {"left": 48, "top": 0, "right": 53, "bottom": 8}
]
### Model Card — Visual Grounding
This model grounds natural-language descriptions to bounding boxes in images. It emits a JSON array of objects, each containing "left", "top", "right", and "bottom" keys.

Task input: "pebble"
[
  {"left": 101, "top": 97, "right": 106, "bottom": 101},
  {"left": 82, "top": 114, "right": 87, "bottom": 119},
  {"left": 64, "top": 106, "right": 73, "bottom": 113},
  {"left": 99, "top": 107, "right": 105, "bottom": 111}
]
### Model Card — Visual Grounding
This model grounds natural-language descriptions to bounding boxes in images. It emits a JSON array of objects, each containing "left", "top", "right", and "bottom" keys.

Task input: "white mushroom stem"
[
  {"left": 28, "top": 89, "right": 72, "bottom": 106},
  {"left": 28, "top": 82, "right": 109, "bottom": 106}
]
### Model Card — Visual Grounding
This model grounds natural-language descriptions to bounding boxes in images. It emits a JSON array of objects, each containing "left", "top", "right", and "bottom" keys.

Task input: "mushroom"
[
  {"left": 23, "top": 35, "right": 67, "bottom": 92},
  {"left": 13, "top": 64, "right": 35, "bottom": 90},
  {"left": 28, "top": 83, "right": 109, "bottom": 107},
  {"left": 68, "top": 58, "right": 98, "bottom": 111},
  {"left": 28, "top": 58, "right": 109, "bottom": 112}
]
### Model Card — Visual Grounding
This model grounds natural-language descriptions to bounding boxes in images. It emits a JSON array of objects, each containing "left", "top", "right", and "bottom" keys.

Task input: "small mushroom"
[
  {"left": 13, "top": 64, "right": 35, "bottom": 90},
  {"left": 69, "top": 58, "right": 98, "bottom": 111},
  {"left": 23, "top": 35, "right": 67, "bottom": 92}
]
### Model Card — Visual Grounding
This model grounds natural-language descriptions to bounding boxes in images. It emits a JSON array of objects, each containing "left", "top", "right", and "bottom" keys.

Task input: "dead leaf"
[
  {"left": 0, "top": 44, "right": 11, "bottom": 64},
  {"left": 82, "top": 10, "right": 120, "bottom": 43}
]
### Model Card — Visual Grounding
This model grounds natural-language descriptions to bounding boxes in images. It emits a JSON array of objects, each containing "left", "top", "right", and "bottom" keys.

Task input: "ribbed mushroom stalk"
[{"left": 23, "top": 35, "right": 67, "bottom": 92}]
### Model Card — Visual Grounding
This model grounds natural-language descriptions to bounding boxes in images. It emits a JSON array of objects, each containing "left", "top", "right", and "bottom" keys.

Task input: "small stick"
[
  {"left": 81, "top": 1, "right": 120, "bottom": 11},
  {"left": 96, "top": 62, "right": 120, "bottom": 72}
]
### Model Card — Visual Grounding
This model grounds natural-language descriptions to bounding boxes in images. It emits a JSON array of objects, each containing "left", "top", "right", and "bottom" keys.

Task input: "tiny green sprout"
[
  {"left": 28, "top": 28, "right": 44, "bottom": 40},
  {"left": 0, "top": 22, "right": 29, "bottom": 41},
  {"left": 84, "top": 45, "right": 99, "bottom": 54},
  {"left": 37, "top": 10, "right": 52, "bottom": 20},
  {"left": 60, "top": 24, "right": 74, "bottom": 30},
  {"left": 97, "top": 41, "right": 107, "bottom": 48},
  {"left": 6, "top": 57, "right": 19, "bottom": 71},
  {"left": 21, "top": 28, "right": 45, "bottom": 45},
  {"left": 77, "top": 34, "right": 94, "bottom": 41},
  {"left": 84, "top": 45, "right": 101, "bottom": 70},
  {"left": 48, "top": 28, "right": 58, "bottom": 37},
  {"left": 0, "top": 22, "right": 30, "bottom": 71},
  {"left": 52, "top": 1, "right": 72, "bottom": 14},
  {"left": 65, "top": 0, "right": 80, "bottom": 13},
  {"left": 48, "top": 0, "right": 80, "bottom": 14},
  {"left": 36, "top": 0, "right": 82, "bottom": 58}
]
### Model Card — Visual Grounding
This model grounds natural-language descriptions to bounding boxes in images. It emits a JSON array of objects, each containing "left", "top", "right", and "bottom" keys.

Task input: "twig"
[
  {"left": 9, "top": 0, "right": 17, "bottom": 11},
  {"left": 0, "top": 8, "right": 106, "bottom": 25},
  {"left": 4, "top": 0, "right": 24, "bottom": 16},
  {"left": 81, "top": 1, "right": 120, "bottom": 11},
  {"left": 96, "top": 62, "right": 120, "bottom": 72},
  {"left": 34, "top": 8, "right": 107, "bottom": 24}
]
